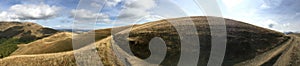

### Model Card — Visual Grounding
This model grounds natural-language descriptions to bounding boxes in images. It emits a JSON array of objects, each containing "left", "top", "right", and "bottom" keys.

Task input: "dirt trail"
[
  {"left": 273, "top": 35, "right": 300, "bottom": 66},
  {"left": 235, "top": 35, "right": 295, "bottom": 66}
]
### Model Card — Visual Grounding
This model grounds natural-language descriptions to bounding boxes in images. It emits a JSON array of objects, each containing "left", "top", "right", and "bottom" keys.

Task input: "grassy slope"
[
  {"left": 10, "top": 32, "right": 74, "bottom": 55},
  {"left": 0, "top": 36, "right": 124, "bottom": 66},
  {"left": 0, "top": 16, "right": 291, "bottom": 66},
  {"left": 9, "top": 28, "right": 113, "bottom": 56},
  {"left": 1, "top": 27, "right": 135, "bottom": 65},
  {"left": 113, "top": 16, "right": 288, "bottom": 65},
  {"left": 0, "top": 22, "right": 59, "bottom": 58},
  {"left": 9, "top": 25, "right": 135, "bottom": 56}
]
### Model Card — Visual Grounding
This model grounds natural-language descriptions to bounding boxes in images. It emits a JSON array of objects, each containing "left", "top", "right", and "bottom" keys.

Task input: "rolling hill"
[
  {"left": 10, "top": 32, "right": 74, "bottom": 55},
  {"left": 8, "top": 26, "right": 131, "bottom": 56},
  {"left": 0, "top": 22, "right": 59, "bottom": 58},
  {"left": 0, "top": 16, "right": 296, "bottom": 66}
]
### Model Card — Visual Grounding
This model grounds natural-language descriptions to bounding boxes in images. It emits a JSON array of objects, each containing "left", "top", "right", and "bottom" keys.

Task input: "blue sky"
[{"left": 0, "top": 0, "right": 299, "bottom": 32}]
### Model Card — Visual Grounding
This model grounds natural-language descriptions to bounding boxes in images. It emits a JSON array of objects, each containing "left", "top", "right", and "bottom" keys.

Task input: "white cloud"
[
  {"left": 153, "top": 0, "right": 195, "bottom": 18},
  {"left": 273, "top": 22, "right": 300, "bottom": 32},
  {"left": 261, "top": 0, "right": 282, "bottom": 8},
  {"left": 118, "top": 8, "right": 149, "bottom": 19},
  {"left": 247, "top": 19, "right": 300, "bottom": 32},
  {"left": 260, "top": 4, "right": 271, "bottom": 9},
  {"left": 222, "top": 0, "right": 243, "bottom": 8},
  {"left": 90, "top": 0, "right": 121, "bottom": 7},
  {"left": 71, "top": 9, "right": 110, "bottom": 23},
  {"left": 260, "top": 0, "right": 283, "bottom": 9},
  {"left": 133, "top": 15, "right": 165, "bottom": 24},
  {"left": 106, "top": 0, "right": 122, "bottom": 7},
  {"left": 0, "top": 4, "right": 60, "bottom": 21},
  {"left": 91, "top": 2, "right": 102, "bottom": 8},
  {"left": 143, "top": 15, "right": 166, "bottom": 21},
  {"left": 0, "top": 11, "right": 18, "bottom": 21},
  {"left": 71, "top": 0, "right": 157, "bottom": 25},
  {"left": 296, "top": 13, "right": 300, "bottom": 15},
  {"left": 9, "top": 4, "right": 60, "bottom": 20},
  {"left": 117, "top": 0, "right": 156, "bottom": 22},
  {"left": 124, "top": 0, "right": 156, "bottom": 10}
]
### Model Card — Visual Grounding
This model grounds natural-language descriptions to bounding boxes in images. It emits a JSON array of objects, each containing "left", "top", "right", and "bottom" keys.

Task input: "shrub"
[{"left": 0, "top": 38, "right": 34, "bottom": 58}]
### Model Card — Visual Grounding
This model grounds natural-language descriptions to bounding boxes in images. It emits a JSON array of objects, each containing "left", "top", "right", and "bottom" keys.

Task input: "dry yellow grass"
[{"left": 11, "top": 32, "right": 75, "bottom": 55}]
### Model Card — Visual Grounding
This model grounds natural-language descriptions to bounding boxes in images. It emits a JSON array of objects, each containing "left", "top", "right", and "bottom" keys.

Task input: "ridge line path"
[{"left": 273, "top": 35, "right": 300, "bottom": 66}]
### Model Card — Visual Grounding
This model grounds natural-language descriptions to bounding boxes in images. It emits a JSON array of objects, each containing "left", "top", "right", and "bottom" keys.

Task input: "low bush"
[{"left": 0, "top": 38, "right": 34, "bottom": 58}]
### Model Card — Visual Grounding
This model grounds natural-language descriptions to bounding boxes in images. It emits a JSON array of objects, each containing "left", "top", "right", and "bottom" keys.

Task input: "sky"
[{"left": 0, "top": 0, "right": 299, "bottom": 32}]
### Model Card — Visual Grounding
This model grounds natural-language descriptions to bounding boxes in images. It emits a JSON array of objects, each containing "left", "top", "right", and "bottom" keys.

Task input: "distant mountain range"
[{"left": 56, "top": 29, "right": 90, "bottom": 33}]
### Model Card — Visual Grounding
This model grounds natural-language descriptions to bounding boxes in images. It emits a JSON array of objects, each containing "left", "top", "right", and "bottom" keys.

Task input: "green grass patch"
[{"left": 0, "top": 38, "right": 34, "bottom": 58}]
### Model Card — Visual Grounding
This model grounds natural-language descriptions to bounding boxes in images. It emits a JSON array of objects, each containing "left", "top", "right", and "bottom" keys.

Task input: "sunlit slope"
[{"left": 10, "top": 32, "right": 74, "bottom": 55}]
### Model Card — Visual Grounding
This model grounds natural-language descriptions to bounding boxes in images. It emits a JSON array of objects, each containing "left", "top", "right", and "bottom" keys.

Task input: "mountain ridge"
[{"left": 0, "top": 22, "right": 59, "bottom": 41}]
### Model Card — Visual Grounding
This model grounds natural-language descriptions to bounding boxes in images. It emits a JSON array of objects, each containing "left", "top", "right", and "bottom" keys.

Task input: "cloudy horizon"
[{"left": 0, "top": 0, "right": 299, "bottom": 32}]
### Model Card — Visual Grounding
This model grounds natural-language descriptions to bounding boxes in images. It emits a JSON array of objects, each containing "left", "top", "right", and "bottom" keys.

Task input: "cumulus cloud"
[
  {"left": 71, "top": 9, "right": 110, "bottom": 23},
  {"left": 72, "top": 0, "right": 157, "bottom": 24},
  {"left": 260, "top": 4, "right": 271, "bottom": 9},
  {"left": 91, "top": 2, "right": 102, "bottom": 8},
  {"left": 0, "top": 4, "right": 60, "bottom": 21},
  {"left": 106, "top": 0, "right": 122, "bottom": 7},
  {"left": 261, "top": 0, "right": 282, "bottom": 8},
  {"left": 272, "top": 22, "right": 300, "bottom": 32},
  {"left": 0, "top": 11, "right": 19, "bottom": 21},
  {"left": 117, "top": 0, "right": 156, "bottom": 22},
  {"left": 222, "top": 0, "right": 244, "bottom": 8}
]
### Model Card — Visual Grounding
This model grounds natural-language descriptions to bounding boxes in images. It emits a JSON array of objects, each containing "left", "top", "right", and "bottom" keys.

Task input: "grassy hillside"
[
  {"left": 0, "top": 16, "right": 291, "bottom": 66},
  {"left": 112, "top": 16, "right": 289, "bottom": 65},
  {"left": 9, "top": 24, "right": 137, "bottom": 56},
  {"left": 9, "top": 28, "right": 116, "bottom": 56},
  {"left": 0, "top": 22, "right": 59, "bottom": 58},
  {"left": 10, "top": 32, "right": 74, "bottom": 55}
]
